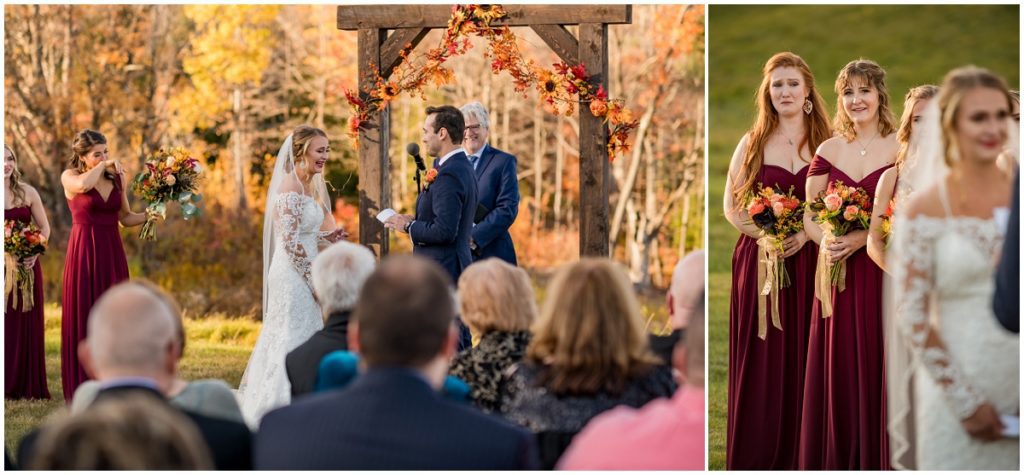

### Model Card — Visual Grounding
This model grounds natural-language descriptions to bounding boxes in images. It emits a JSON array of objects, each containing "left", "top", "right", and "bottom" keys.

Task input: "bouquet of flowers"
[
  {"left": 131, "top": 147, "right": 204, "bottom": 241},
  {"left": 878, "top": 198, "right": 896, "bottom": 246},
  {"left": 744, "top": 184, "right": 804, "bottom": 339},
  {"left": 4, "top": 220, "right": 47, "bottom": 311},
  {"left": 807, "top": 180, "right": 872, "bottom": 316}
]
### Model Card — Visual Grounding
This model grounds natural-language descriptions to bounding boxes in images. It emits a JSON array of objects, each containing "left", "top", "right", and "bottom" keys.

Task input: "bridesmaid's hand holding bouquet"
[
  {"left": 132, "top": 147, "right": 204, "bottom": 241},
  {"left": 4, "top": 220, "right": 47, "bottom": 311}
]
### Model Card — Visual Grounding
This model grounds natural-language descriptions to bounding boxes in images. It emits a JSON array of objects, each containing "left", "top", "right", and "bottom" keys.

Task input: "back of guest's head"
[
  {"left": 312, "top": 241, "right": 376, "bottom": 319},
  {"left": 458, "top": 259, "right": 537, "bottom": 335},
  {"left": 527, "top": 258, "right": 660, "bottom": 396},
  {"left": 85, "top": 280, "right": 180, "bottom": 377},
  {"left": 354, "top": 255, "right": 455, "bottom": 368},
  {"left": 679, "top": 287, "right": 705, "bottom": 387},
  {"left": 669, "top": 250, "right": 705, "bottom": 330},
  {"left": 29, "top": 395, "right": 213, "bottom": 470}
]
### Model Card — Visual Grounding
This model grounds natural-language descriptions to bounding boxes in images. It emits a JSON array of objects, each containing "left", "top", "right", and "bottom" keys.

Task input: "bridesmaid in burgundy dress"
[
  {"left": 60, "top": 130, "right": 148, "bottom": 402},
  {"left": 798, "top": 59, "right": 899, "bottom": 470},
  {"left": 722, "top": 52, "right": 831, "bottom": 470},
  {"left": 4, "top": 145, "right": 51, "bottom": 400}
]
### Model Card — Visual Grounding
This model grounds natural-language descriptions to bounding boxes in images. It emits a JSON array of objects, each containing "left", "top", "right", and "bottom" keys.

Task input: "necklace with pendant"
[{"left": 854, "top": 130, "right": 879, "bottom": 157}]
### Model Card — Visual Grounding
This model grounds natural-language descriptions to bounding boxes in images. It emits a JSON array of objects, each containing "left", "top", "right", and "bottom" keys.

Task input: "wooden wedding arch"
[{"left": 337, "top": 5, "right": 632, "bottom": 258}]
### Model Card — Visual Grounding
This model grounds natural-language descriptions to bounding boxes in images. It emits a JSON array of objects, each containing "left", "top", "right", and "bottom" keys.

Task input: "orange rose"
[
  {"left": 425, "top": 168, "right": 438, "bottom": 184},
  {"left": 824, "top": 193, "right": 842, "bottom": 212},
  {"left": 589, "top": 99, "right": 608, "bottom": 117},
  {"left": 843, "top": 205, "right": 859, "bottom": 221},
  {"left": 748, "top": 201, "right": 766, "bottom": 216}
]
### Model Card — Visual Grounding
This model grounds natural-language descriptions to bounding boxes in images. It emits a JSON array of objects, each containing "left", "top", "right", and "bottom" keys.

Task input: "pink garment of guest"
[{"left": 557, "top": 386, "right": 705, "bottom": 470}]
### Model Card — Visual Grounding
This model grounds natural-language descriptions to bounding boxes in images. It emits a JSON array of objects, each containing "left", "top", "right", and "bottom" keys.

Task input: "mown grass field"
[{"left": 707, "top": 4, "right": 1019, "bottom": 469}]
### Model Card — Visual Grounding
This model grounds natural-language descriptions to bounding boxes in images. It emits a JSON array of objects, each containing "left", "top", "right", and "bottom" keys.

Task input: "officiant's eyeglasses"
[{"left": 465, "top": 124, "right": 486, "bottom": 131}]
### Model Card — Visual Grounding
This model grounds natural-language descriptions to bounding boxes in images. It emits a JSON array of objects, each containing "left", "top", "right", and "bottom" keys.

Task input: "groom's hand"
[{"left": 385, "top": 214, "right": 414, "bottom": 234}]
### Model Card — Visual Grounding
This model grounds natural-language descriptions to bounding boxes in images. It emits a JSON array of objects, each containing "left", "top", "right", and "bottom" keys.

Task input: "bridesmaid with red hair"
[
  {"left": 722, "top": 52, "right": 830, "bottom": 469},
  {"left": 60, "top": 129, "right": 148, "bottom": 402}
]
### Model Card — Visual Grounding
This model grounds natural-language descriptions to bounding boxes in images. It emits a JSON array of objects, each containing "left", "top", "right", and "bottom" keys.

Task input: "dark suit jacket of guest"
[
  {"left": 254, "top": 367, "right": 539, "bottom": 470},
  {"left": 286, "top": 310, "right": 351, "bottom": 397},
  {"left": 18, "top": 385, "right": 253, "bottom": 470},
  {"left": 994, "top": 170, "right": 1019, "bottom": 333},
  {"left": 444, "top": 145, "right": 520, "bottom": 265},
  {"left": 411, "top": 151, "right": 479, "bottom": 282}
]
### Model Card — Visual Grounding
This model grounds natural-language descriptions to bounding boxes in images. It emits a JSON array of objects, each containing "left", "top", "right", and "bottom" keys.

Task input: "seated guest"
[
  {"left": 650, "top": 251, "right": 704, "bottom": 365},
  {"left": 559, "top": 251, "right": 706, "bottom": 470},
  {"left": 449, "top": 258, "right": 536, "bottom": 413},
  {"left": 287, "top": 241, "right": 376, "bottom": 397},
  {"left": 18, "top": 281, "right": 252, "bottom": 470},
  {"left": 255, "top": 255, "right": 540, "bottom": 470},
  {"left": 71, "top": 281, "right": 243, "bottom": 423},
  {"left": 29, "top": 395, "right": 214, "bottom": 470},
  {"left": 500, "top": 258, "right": 677, "bottom": 469},
  {"left": 316, "top": 349, "right": 472, "bottom": 403}
]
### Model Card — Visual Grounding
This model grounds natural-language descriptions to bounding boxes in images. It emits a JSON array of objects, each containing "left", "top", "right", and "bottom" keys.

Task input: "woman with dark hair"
[{"left": 60, "top": 129, "right": 148, "bottom": 402}]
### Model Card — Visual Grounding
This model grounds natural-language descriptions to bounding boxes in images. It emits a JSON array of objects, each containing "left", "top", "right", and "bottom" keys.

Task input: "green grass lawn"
[{"left": 707, "top": 4, "right": 1019, "bottom": 470}]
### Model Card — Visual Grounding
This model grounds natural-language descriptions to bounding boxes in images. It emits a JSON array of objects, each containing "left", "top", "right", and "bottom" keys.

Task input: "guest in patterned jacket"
[{"left": 448, "top": 259, "right": 536, "bottom": 413}]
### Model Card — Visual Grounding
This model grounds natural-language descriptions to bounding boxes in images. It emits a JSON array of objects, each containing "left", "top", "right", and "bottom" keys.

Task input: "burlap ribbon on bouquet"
[
  {"left": 814, "top": 225, "right": 846, "bottom": 318},
  {"left": 756, "top": 236, "right": 784, "bottom": 340},
  {"left": 5, "top": 253, "right": 35, "bottom": 312}
]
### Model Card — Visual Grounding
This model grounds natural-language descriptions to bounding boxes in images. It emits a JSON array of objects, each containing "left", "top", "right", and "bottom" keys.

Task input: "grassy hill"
[{"left": 707, "top": 4, "right": 1019, "bottom": 469}]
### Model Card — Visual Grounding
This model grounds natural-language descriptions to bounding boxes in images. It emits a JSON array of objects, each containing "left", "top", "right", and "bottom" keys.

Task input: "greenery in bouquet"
[{"left": 131, "top": 147, "right": 204, "bottom": 241}]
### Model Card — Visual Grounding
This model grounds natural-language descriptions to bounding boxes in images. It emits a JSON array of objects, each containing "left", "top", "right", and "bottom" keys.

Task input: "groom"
[{"left": 385, "top": 105, "right": 478, "bottom": 347}]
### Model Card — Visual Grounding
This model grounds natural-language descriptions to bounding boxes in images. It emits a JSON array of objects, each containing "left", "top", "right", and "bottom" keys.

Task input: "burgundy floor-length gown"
[
  {"left": 727, "top": 164, "right": 817, "bottom": 469},
  {"left": 798, "top": 155, "right": 891, "bottom": 470},
  {"left": 61, "top": 179, "right": 129, "bottom": 402},
  {"left": 5, "top": 206, "right": 52, "bottom": 400}
]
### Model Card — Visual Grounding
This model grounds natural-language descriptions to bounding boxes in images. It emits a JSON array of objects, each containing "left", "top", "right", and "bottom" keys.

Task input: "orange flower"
[
  {"left": 589, "top": 99, "right": 608, "bottom": 117},
  {"left": 425, "top": 168, "right": 438, "bottom": 184}
]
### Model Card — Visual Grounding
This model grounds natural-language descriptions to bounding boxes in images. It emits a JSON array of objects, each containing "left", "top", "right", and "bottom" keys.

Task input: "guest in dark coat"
[
  {"left": 994, "top": 169, "right": 1019, "bottom": 333},
  {"left": 286, "top": 241, "right": 376, "bottom": 397},
  {"left": 459, "top": 101, "right": 520, "bottom": 265},
  {"left": 500, "top": 259, "right": 677, "bottom": 469},
  {"left": 449, "top": 259, "right": 536, "bottom": 412},
  {"left": 255, "top": 255, "right": 539, "bottom": 470},
  {"left": 18, "top": 281, "right": 252, "bottom": 470}
]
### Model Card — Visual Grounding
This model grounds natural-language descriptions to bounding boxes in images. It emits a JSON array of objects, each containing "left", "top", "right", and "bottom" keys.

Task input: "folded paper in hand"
[{"left": 376, "top": 208, "right": 397, "bottom": 223}]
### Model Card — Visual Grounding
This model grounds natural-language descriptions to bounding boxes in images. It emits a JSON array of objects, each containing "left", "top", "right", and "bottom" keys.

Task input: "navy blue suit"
[
  {"left": 254, "top": 368, "right": 540, "bottom": 470},
  {"left": 410, "top": 151, "right": 478, "bottom": 283},
  {"left": 466, "top": 145, "right": 520, "bottom": 265},
  {"left": 994, "top": 170, "right": 1019, "bottom": 333}
]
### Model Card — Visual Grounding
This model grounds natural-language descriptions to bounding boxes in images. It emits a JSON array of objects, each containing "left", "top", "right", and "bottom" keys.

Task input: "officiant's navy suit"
[
  {"left": 410, "top": 150, "right": 478, "bottom": 282},
  {"left": 254, "top": 368, "right": 540, "bottom": 470},
  {"left": 437, "top": 144, "right": 519, "bottom": 265}
]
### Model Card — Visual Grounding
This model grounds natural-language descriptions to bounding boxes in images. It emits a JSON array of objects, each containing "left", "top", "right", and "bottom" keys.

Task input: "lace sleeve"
[
  {"left": 893, "top": 216, "right": 986, "bottom": 420},
  {"left": 275, "top": 192, "right": 314, "bottom": 290}
]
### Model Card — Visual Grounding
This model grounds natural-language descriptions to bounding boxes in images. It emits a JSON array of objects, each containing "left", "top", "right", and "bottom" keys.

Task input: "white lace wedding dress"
[
  {"left": 238, "top": 192, "right": 325, "bottom": 428},
  {"left": 894, "top": 189, "right": 1019, "bottom": 470}
]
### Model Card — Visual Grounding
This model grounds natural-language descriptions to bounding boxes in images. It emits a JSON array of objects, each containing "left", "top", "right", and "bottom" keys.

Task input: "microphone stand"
[{"left": 414, "top": 167, "right": 422, "bottom": 194}]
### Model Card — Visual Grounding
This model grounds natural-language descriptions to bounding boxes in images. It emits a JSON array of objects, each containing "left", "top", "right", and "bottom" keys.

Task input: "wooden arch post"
[{"left": 337, "top": 5, "right": 631, "bottom": 259}]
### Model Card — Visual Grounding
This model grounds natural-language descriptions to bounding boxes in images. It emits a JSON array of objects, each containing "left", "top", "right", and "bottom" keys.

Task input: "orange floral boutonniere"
[{"left": 423, "top": 168, "right": 439, "bottom": 191}]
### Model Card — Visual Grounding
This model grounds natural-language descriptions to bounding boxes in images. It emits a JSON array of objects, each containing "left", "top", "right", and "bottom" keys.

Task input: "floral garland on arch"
[{"left": 344, "top": 4, "right": 639, "bottom": 160}]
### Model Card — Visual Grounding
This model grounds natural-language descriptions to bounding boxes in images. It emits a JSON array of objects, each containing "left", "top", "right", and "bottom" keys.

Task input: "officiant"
[{"left": 459, "top": 101, "right": 520, "bottom": 265}]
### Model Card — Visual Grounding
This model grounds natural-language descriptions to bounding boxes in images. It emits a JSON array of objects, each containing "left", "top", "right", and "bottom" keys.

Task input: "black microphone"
[{"left": 406, "top": 143, "right": 426, "bottom": 171}]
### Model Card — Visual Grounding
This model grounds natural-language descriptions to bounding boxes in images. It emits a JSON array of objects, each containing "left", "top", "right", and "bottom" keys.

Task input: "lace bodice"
[
  {"left": 893, "top": 212, "right": 1009, "bottom": 420},
  {"left": 272, "top": 192, "right": 324, "bottom": 289}
]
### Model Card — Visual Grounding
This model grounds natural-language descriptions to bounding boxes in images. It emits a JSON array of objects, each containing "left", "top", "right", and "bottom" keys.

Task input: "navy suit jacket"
[
  {"left": 254, "top": 368, "right": 540, "bottom": 470},
  {"left": 994, "top": 170, "right": 1019, "bottom": 333},
  {"left": 411, "top": 151, "right": 478, "bottom": 282},
  {"left": 466, "top": 144, "right": 520, "bottom": 265}
]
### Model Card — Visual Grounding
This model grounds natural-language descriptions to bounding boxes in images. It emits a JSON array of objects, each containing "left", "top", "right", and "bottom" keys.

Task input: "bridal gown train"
[
  {"left": 894, "top": 187, "right": 1018, "bottom": 470},
  {"left": 238, "top": 192, "right": 324, "bottom": 427}
]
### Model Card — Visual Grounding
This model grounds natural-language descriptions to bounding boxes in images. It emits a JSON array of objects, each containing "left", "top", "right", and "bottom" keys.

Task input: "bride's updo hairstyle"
[
  {"left": 290, "top": 125, "right": 328, "bottom": 166},
  {"left": 833, "top": 59, "right": 897, "bottom": 141},
  {"left": 894, "top": 85, "right": 940, "bottom": 171},
  {"left": 936, "top": 66, "right": 1012, "bottom": 166}
]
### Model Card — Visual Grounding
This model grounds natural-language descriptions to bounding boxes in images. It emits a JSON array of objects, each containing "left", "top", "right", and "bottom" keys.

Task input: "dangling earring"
[{"left": 803, "top": 98, "right": 813, "bottom": 115}]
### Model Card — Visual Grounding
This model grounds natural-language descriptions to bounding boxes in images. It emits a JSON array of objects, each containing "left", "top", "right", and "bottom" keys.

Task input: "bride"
[
  {"left": 238, "top": 125, "right": 347, "bottom": 427},
  {"left": 889, "top": 66, "right": 1019, "bottom": 470}
]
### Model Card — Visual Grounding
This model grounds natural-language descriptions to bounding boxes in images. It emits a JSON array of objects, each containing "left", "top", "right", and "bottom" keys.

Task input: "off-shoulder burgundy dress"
[
  {"left": 727, "top": 164, "right": 817, "bottom": 469},
  {"left": 798, "top": 155, "right": 892, "bottom": 470},
  {"left": 5, "top": 205, "right": 51, "bottom": 400}
]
